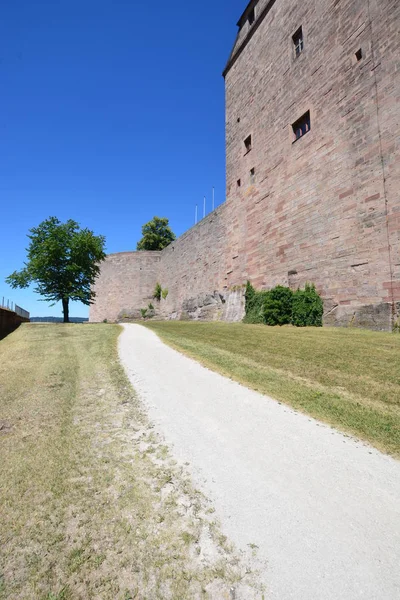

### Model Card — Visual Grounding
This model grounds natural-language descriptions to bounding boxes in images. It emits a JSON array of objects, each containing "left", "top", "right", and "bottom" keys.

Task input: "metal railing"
[{"left": 1, "top": 298, "right": 30, "bottom": 319}]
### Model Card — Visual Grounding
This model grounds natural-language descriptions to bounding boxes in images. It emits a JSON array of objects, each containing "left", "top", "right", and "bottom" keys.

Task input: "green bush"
[
  {"left": 263, "top": 285, "right": 293, "bottom": 326},
  {"left": 153, "top": 283, "right": 162, "bottom": 301},
  {"left": 244, "top": 281, "right": 323, "bottom": 327},
  {"left": 243, "top": 281, "right": 269, "bottom": 323},
  {"left": 140, "top": 308, "right": 147, "bottom": 319},
  {"left": 162, "top": 288, "right": 169, "bottom": 300},
  {"left": 291, "top": 283, "right": 323, "bottom": 327},
  {"left": 148, "top": 302, "right": 154, "bottom": 310}
]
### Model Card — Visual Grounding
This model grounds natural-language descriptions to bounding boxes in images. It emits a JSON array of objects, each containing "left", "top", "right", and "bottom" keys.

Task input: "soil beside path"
[{"left": 119, "top": 323, "right": 400, "bottom": 600}]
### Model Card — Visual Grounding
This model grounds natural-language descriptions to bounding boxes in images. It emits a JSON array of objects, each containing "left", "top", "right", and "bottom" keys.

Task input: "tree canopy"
[
  {"left": 136, "top": 216, "right": 176, "bottom": 251},
  {"left": 6, "top": 217, "right": 106, "bottom": 323}
]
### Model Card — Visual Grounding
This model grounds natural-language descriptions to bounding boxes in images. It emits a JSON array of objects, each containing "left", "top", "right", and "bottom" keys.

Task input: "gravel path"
[{"left": 119, "top": 324, "right": 400, "bottom": 600}]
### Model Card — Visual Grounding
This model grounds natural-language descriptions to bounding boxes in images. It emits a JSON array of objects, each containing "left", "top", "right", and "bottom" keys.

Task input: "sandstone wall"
[
  {"left": 90, "top": 0, "right": 399, "bottom": 330},
  {"left": 90, "top": 251, "right": 161, "bottom": 323},
  {"left": 89, "top": 207, "right": 245, "bottom": 324},
  {"left": 224, "top": 0, "right": 399, "bottom": 330},
  {"left": 157, "top": 204, "right": 244, "bottom": 321}
]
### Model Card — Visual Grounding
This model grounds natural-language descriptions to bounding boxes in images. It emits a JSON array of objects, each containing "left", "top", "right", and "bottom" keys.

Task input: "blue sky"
[{"left": 0, "top": 0, "right": 245, "bottom": 317}]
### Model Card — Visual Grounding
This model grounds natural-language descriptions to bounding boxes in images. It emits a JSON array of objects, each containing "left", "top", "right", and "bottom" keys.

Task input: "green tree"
[
  {"left": 6, "top": 217, "right": 106, "bottom": 323},
  {"left": 137, "top": 216, "right": 176, "bottom": 251}
]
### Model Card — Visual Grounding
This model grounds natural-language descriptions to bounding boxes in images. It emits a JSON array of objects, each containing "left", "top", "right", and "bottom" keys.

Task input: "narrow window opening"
[
  {"left": 292, "top": 111, "right": 311, "bottom": 142},
  {"left": 237, "top": 117, "right": 241, "bottom": 123},
  {"left": 237, "top": 179, "right": 241, "bottom": 188},
  {"left": 248, "top": 7, "right": 255, "bottom": 26},
  {"left": 355, "top": 48, "right": 363, "bottom": 61},
  {"left": 292, "top": 26, "right": 304, "bottom": 58},
  {"left": 250, "top": 168, "right": 255, "bottom": 184},
  {"left": 244, "top": 134, "right": 252, "bottom": 153}
]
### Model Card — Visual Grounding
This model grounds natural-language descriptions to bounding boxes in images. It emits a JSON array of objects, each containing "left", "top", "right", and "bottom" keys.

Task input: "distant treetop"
[{"left": 136, "top": 216, "right": 176, "bottom": 251}]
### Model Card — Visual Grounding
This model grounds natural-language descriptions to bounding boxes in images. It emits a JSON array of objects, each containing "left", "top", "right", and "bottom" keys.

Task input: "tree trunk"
[{"left": 62, "top": 298, "right": 70, "bottom": 323}]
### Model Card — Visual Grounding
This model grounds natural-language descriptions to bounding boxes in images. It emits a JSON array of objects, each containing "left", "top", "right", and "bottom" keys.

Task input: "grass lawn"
[
  {"left": 0, "top": 324, "right": 261, "bottom": 600},
  {"left": 144, "top": 322, "right": 400, "bottom": 457}
]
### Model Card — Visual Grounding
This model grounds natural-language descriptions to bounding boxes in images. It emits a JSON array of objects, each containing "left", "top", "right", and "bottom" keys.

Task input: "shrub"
[
  {"left": 153, "top": 282, "right": 162, "bottom": 301},
  {"left": 148, "top": 302, "right": 154, "bottom": 310},
  {"left": 245, "top": 281, "right": 323, "bottom": 327},
  {"left": 243, "top": 281, "right": 269, "bottom": 324},
  {"left": 291, "top": 283, "right": 323, "bottom": 327},
  {"left": 162, "top": 288, "right": 169, "bottom": 300},
  {"left": 263, "top": 285, "right": 293, "bottom": 326},
  {"left": 140, "top": 308, "right": 147, "bottom": 319}
]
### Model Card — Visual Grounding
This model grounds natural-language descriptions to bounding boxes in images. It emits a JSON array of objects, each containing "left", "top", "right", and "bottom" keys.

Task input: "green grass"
[
  {"left": 0, "top": 323, "right": 262, "bottom": 600},
  {"left": 143, "top": 322, "right": 400, "bottom": 457}
]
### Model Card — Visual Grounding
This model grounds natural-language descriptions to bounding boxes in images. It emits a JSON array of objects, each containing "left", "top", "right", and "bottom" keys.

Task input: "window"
[
  {"left": 248, "top": 7, "right": 255, "bottom": 26},
  {"left": 355, "top": 48, "right": 363, "bottom": 61},
  {"left": 244, "top": 134, "right": 252, "bottom": 153},
  {"left": 292, "top": 26, "right": 304, "bottom": 58},
  {"left": 292, "top": 111, "right": 311, "bottom": 142},
  {"left": 237, "top": 179, "right": 241, "bottom": 187},
  {"left": 250, "top": 168, "right": 255, "bottom": 184}
]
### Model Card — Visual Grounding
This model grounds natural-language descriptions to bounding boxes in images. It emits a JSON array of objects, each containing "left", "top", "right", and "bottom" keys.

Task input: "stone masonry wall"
[
  {"left": 158, "top": 203, "right": 244, "bottom": 321},
  {"left": 224, "top": 0, "right": 399, "bottom": 330},
  {"left": 90, "top": 251, "right": 161, "bottom": 323},
  {"left": 89, "top": 0, "right": 399, "bottom": 330},
  {"left": 89, "top": 206, "right": 245, "bottom": 323}
]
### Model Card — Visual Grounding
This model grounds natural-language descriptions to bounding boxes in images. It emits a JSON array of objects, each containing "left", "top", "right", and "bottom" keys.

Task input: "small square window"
[
  {"left": 292, "top": 111, "right": 311, "bottom": 142},
  {"left": 244, "top": 135, "right": 252, "bottom": 153},
  {"left": 355, "top": 48, "right": 363, "bottom": 61},
  {"left": 292, "top": 26, "right": 304, "bottom": 58},
  {"left": 248, "top": 7, "right": 255, "bottom": 26},
  {"left": 250, "top": 168, "right": 255, "bottom": 184}
]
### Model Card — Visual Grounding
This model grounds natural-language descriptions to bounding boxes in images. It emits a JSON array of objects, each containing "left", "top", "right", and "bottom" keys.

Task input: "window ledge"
[{"left": 292, "top": 131, "right": 311, "bottom": 144}]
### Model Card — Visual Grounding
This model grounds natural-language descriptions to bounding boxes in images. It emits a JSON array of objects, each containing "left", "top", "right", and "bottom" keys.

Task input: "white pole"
[
  {"left": 203, "top": 196, "right": 206, "bottom": 219},
  {"left": 212, "top": 187, "right": 215, "bottom": 211}
]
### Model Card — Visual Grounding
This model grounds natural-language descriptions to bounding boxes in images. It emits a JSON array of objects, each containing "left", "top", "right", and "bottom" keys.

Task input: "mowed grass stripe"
[
  {"left": 0, "top": 323, "right": 260, "bottom": 600},
  {"left": 144, "top": 322, "right": 400, "bottom": 457}
]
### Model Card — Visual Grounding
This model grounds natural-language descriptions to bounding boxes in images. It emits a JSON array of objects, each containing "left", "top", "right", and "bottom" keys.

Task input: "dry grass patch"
[
  {"left": 0, "top": 324, "right": 263, "bottom": 600},
  {"left": 144, "top": 322, "right": 400, "bottom": 457}
]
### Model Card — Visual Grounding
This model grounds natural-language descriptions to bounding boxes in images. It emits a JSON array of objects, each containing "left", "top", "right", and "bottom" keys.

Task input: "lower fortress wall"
[
  {"left": 90, "top": 197, "right": 399, "bottom": 330},
  {"left": 90, "top": 251, "right": 161, "bottom": 323},
  {"left": 158, "top": 203, "right": 245, "bottom": 322},
  {"left": 90, "top": 204, "right": 245, "bottom": 324}
]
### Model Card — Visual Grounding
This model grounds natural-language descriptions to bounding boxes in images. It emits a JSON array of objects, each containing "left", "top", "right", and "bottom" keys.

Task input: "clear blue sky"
[{"left": 0, "top": 0, "right": 245, "bottom": 317}]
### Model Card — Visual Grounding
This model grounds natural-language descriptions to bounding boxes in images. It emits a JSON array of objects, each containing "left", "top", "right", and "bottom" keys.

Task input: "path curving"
[{"left": 119, "top": 323, "right": 400, "bottom": 600}]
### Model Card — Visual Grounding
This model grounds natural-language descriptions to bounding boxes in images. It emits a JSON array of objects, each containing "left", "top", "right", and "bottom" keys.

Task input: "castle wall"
[
  {"left": 158, "top": 203, "right": 243, "bottom": 321},
  {"left": 224, "top": 0, "right": 399, "bottom": 329},
  {"left": 90, "top": 0, "right": 399, "bottom": 330},
  {"left": 89, "top": 206, "right": 245, "bottom": 324},
  {"left": 90, "top": 251, "right": 161, "bottom": 323}
]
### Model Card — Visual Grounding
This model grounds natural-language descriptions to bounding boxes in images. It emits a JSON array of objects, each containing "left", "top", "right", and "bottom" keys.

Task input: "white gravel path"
[{"left": 119, "top": 324, "right": 400, "bottom": 600}]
